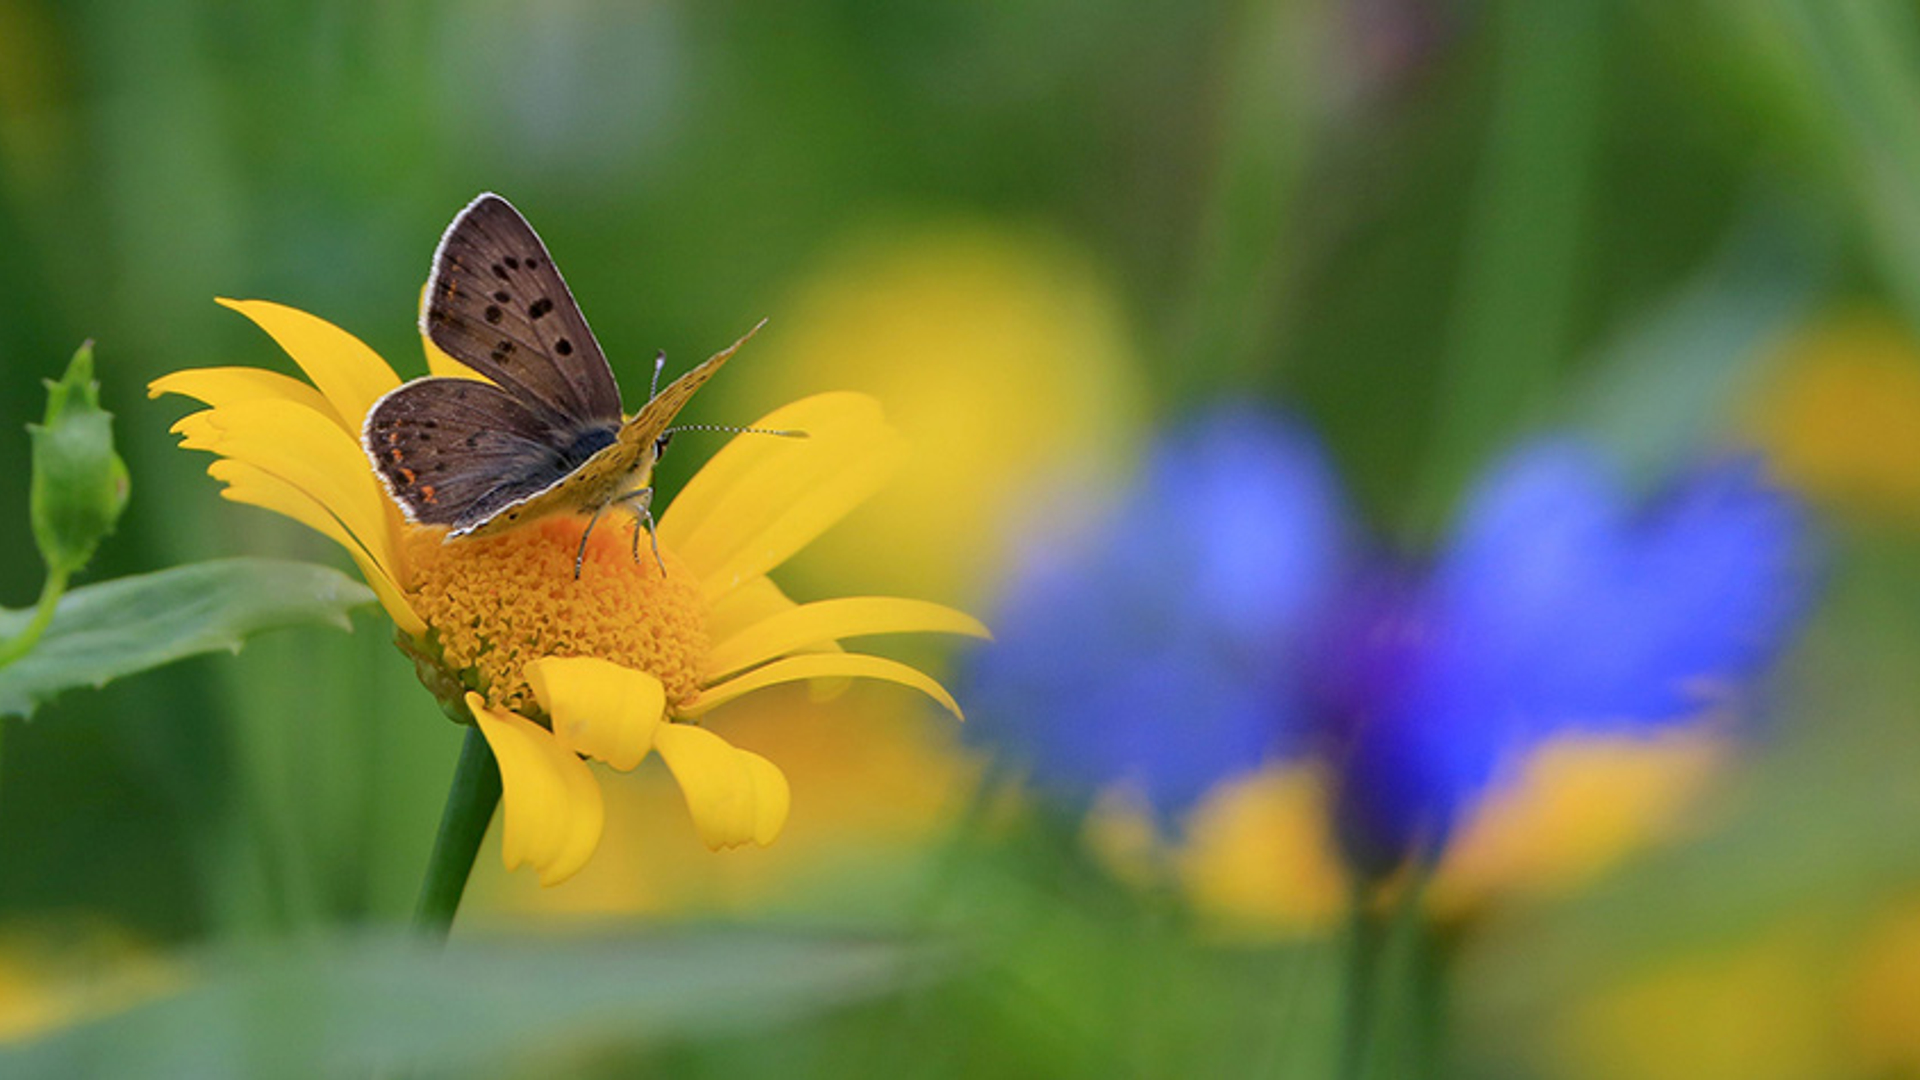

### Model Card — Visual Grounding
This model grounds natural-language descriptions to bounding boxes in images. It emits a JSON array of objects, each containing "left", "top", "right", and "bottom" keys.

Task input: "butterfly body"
[{"left": 363, "top": 193, "right": 758, "bottom": 540}]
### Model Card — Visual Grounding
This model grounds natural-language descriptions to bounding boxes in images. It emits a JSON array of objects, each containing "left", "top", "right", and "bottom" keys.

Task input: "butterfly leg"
[
  {"left": 574, "top": 501, "right": 615, "bottom": 580},
  {"left": 617, "top": 486, "right": 667, "bottom": 578}
]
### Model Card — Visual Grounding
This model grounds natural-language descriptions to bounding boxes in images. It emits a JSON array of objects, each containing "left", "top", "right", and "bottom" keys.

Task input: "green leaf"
[
  {"left": 0, "top": 928, "right": 933, "bottom": 1079},
  {"left": 0, "top": 558, "right": 375, "bottom": 719},
  {"left": 29, "top": 342, "right": 130, "bottom": 576}
]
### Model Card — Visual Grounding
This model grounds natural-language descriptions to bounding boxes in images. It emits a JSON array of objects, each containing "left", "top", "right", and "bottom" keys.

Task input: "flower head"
[
  {"left": 962, "top": 404, "right": 1812, "bottom": 925},
  {"left": 153, "top": 299, "right": 986, "bottom": 885},
  {"left": 1316, "top": 441, "right": 1813, "bottom": 879},
  {"left": 963, "top": 408, "right": 1347, "bottom": 819}
]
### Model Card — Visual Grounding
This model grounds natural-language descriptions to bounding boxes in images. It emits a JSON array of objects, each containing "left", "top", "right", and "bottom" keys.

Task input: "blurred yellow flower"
[
  {"left": 0, "top": 925, "right": 177, "bottom": 1043},
  {"left": 153, "top": 299, "right": 986, "bottom": 886},
  {"left": 1428, "top": 726, "right": 1728, "bottom": 917},
  {"left": 1175, "top": 765, "right": 1347, "bottom": 936},
  {"left": 1535, "top": 898, "right": 1920, "bottom": 1080},
  {"left": 1553, "top": 928, "right": 1839, "bottom": 1080},
  {"left": 1107, "top": 732, "right": 1721, "bottom": 939},
  {"left": 1746, "top": 308, "right": 1920, "bottom": 526},
  {"left": 1845, "top": 899, "right": 1920, "bottom": 1073},
  {"left": 1109, "top": 729, "right": 1726, "bottom": 937},
  {"left": 734, "top": 222, "right": 1147, "bottom": 606}
]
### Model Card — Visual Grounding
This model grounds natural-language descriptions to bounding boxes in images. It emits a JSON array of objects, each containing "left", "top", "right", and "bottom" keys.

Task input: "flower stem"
[
  {"left": 411, "top": 726, "right": 501, "bottom": 938},
  {"left": 0, "top": 568, "right": 70, "bottom": 670},
  {"left": 1338, "top": 879, "right": 1386, "bottom": 1080}
]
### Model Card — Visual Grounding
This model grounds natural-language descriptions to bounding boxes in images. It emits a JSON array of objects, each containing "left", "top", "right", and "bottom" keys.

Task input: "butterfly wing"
[
  {"left": 421, "top": 193, "right": 623, "bottom": 426},
  {"left": 364, "top": 376, "right": 622, "bottom": 534},
  {"left": 616, "top": 319, "right": 770, "bottom": 449}
]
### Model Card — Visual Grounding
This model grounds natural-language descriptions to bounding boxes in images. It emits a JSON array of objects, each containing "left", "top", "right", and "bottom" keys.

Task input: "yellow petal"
[
  {"left": 705, "top": 596, "right": 990, "bottom": 681},
  {"left": 171, "top": 399, "right": 401, "bottom": 578},
  {"left": 738, "top": 748, "right": 791, "bottom": 846},
  {"left": 657, "top": 392, "right": 905, "bottom": 597},
  {"left": 217, "top": 298, "right": 401, "bottom": 429},
  {"left": 653, "top": 723, "right": 774, "bottom": 850},
  {"left": 470, "top": 695, "right": 605, "bottom": 886},
  {"left": 524, "top": 657, "right": 665, "bottom": 772},
  {"left": 423, "top": 333, "right": 489, "bottom": 382},
  {"left": 148, "top": 366, "right": 338, "bottom": 424},
  {"left": 703, "top": 575, "right": 851, "bottom": 702},
  {"left": 207, "top": 459, "right": 425, "bottom": 636},
  {"left": 416, "top": 282, "right": 490, "bottom": 383},
  {"left": 685, "top": 652, "right": 964, "bottom": 721},
  {"left": 706, "top": 575, "right": 797, "bottom": 643}
]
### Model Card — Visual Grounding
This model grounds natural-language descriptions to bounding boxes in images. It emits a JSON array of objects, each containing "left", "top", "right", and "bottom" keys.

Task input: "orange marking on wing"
[
  {"left": 399, "top": 467, "right": 417, "bottom": 484},
  {"left": 389, "top": 448, "right": 404, "bottom": 463},
  {"left": 420, "top": 484, "right": 438, "bottom": 504}
]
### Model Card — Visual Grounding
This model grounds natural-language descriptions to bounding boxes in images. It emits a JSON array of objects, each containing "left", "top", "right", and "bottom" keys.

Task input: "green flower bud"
[{"left": 29, "top": 342, "right": 130, "bottom": 575}]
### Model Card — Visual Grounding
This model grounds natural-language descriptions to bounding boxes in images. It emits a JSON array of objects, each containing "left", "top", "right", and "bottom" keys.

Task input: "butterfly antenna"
[
  {"left": 662, "top": 423, "right": 808, "bottom": 440},
  {"left": 649, "top": 349, "right": 667, "bottom": 400}
]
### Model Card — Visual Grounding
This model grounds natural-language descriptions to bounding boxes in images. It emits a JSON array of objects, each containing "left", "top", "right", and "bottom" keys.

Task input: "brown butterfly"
[{"left": 363, "top": 193, "right": 781, "bottom": 574}]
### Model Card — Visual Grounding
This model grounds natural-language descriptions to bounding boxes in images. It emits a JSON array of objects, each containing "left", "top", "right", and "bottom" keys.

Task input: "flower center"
[{"left": 404, "top": 516, "right": 709, "bottom": 715}]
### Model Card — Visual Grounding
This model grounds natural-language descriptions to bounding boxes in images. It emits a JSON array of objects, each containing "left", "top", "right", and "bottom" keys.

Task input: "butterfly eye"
[{"left": 654, "top": 431, "right": 674, "bottom": 457}]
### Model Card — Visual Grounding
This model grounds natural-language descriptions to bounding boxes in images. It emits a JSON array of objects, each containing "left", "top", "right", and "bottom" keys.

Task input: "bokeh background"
[{"left": 4, "top": 1, "right": 1920, "bottom": 1076}]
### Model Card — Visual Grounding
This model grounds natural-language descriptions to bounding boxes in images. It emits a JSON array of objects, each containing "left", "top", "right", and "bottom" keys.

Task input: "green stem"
[
  {"left": 1409, "top": 917, "right": 1454, "bottom": 1080},
  {"left": 0, "top": 567, "right": 70, "bottom": 670},
  {"left": 1338, "top": 879, "right": 1387, "bottom": 1080},
  {"left": 411, "top": 726, "right": 501, "bottom": 938}
]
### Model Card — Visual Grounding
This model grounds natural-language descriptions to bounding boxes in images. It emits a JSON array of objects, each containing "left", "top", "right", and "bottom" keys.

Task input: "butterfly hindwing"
[
  {"left": 421, "top": 193, "right": 623, "bottom": 426},
  {"left": 365, "top": 376, "right": 622, "bottom": 533}
]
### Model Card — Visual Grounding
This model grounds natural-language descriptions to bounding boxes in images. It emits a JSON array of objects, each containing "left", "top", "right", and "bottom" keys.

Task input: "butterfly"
[{"left": 364, "top": 193, "right": 776, "bottom": 574}]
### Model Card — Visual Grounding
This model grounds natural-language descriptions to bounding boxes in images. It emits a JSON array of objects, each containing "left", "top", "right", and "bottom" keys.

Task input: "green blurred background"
[{"left": 6, "top": 0, "right": 1920, "bottom": 1076}]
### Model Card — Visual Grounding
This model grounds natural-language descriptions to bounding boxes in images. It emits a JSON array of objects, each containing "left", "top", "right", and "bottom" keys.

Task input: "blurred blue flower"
[
  {"left": 1315, "top": 442, "right": 1813, "bottom": 876},
  {"left": 962, "top": 409, "right": 1347, "bottom": 819},
  {"left": 965, "top": 409, "right": 1813, "bottom": 882}
]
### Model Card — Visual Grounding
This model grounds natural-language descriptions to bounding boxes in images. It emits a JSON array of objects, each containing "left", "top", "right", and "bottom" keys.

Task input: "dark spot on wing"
[
  {"left": 484, "top": 305, "right": 503, "bottom": 324},
  {"left": 528, "top": 297, "right": 553, "bottom": 320},
  {"left": 555, "top": 338, "right": 573, "bottom": 356},
  {"left": 525, "top": 256, "right": 541, "bottom": 270},
  {"left": 504, "top": 256, "right": 520, "bottom": 269},
  {"left": 493, "top": 290, "right": 511, "bottom": 304},
  {"left": 492, "top": 264, "right": 509, "bottom": 280},
  {"left": 491, "top": 339, "right": 517, "bottom": 364}
]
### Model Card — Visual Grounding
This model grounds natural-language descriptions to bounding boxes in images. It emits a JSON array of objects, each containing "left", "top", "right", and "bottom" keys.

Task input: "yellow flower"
[
  {"left": 0, "top": 924, "right": 178, "bottom": 1043},
  {"left": 1744, "top": 308, "right": 1920, "bottom": 527},
  {"left": 1551, "top": 929, "right": 1839, "bottom": 1080},
  {"left": 486, "top": 224, "right": 1144, "bottom": 921},
  {"left": 1125, "top": 730, "right": 1726, "bottom": 939},
  {"left": 152, "top": 298, "right": 987, "bottom": 886},
  {"left": 731, "top": 223, "right": 1147, "bottom": 606}
]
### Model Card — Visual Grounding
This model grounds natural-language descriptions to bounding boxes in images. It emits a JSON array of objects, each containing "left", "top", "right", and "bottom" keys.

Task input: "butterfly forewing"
[
  {"left": 366, "top": 194, "right": 762, "bottom": 543},
  {"left": 617, "top": 319, "right": 768, "bottom": 449},
  {"left": 365, "top": 377, "right": 623, "bottom": 533},
  {"left": 421, "top": 193, "right": 623, "bottom": 425}
]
